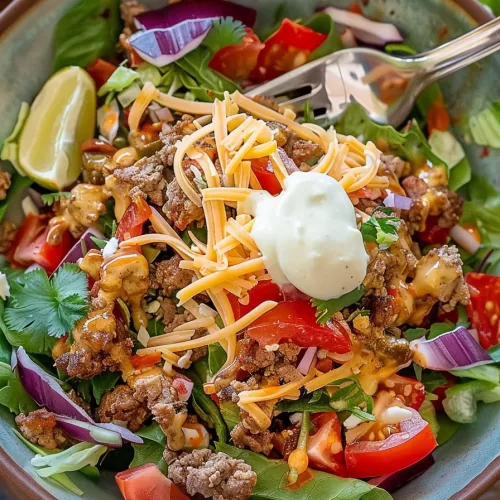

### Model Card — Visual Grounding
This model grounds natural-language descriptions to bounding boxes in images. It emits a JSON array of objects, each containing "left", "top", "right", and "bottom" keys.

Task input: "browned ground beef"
[{"left": 15, "top": 409, "right": 67, "bottom": 450}]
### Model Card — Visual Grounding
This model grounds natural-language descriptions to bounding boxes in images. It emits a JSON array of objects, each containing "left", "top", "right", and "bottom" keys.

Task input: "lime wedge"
[{"left": 18, "top": 66, "right": 96, "bottom": 190}]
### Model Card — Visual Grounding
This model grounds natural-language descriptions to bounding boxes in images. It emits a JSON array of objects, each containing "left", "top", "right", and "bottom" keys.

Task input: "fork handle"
[{"left": 415, "top": 16, "right": 500, "bottom": 84}]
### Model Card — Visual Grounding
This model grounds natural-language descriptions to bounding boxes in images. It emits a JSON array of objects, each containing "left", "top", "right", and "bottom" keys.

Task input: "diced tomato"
[
  {"left": 116, "top": 197, "right": 152, "bottom": 241},
  {"left": 247, "top": 300, "right": 352, "bottom": 353},
  {"left": 209, "top": 28, "right": 264, "bottom": 82},
  {"left": 345, "top": 408, "right": 437, "bottom": 478},
  {"left": 7, "top": 214, "right": 47, "bottom": 267},
  {"left": 426, "top": 96, "right": 450, "bottom": 134},
  {"left": 249, "top": 158, "right": 283, "bottom": 195},
  {"left": 462, "top": 223, "right": 482, "bottom": 244},
  {"left": 272, "top": 425, "right": 300, "bottom": 459},
  {"left": 7, "top": 214, "right": 73, "bottom": 273},
  {"left": 480, "top": 146, "right": 489, "bottom": 158},
  {"left": 417, "top": 215, "right": 450, "bottom": 245},
  {"left": 116, "top": 463, "right": 188, "bottom": 500},
  {"left": 228, "top": 281, "right": 283, "bottom": 320},
  {"left": 465, "top": 272, "right": 500, "bottom": 349},
  {"left": 130, "top": 353, "right": 161, "bottom": 370},
  {"left": 379, "top": 375, "right": 426, "bottom": 410},
  {"left": 348, "top": 4, "right": 363, "bottom": 14},
  {"left": 252, "top": 19, "right": 327, "bottom": 82},
  {"left": 307, "top": 413, "right": 347, "bottom": 476},
  {"left": 431, "top": 372, "right": 456, "bottom": 412},
  {"left": 86, "top": 58, "right": 117, "bottom": 90}
]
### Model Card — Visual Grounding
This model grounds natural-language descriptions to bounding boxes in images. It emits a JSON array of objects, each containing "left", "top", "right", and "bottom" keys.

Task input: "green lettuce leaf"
[
  {"left": 468, "top": 100, "right": 500, "bottom": 148},
  {"left": 130, "top": 422, "right": 167, "bottom": 474},
  {"left": 419, "top": 398, "right": 440, "bottom": 438},
  {"left": 304, "top": 13, "right": 342, "bottom": 60},
  {"left": 208, "top": 342, "right": 227, "bottom": 376},
  {"left": 53, "top": 0, "right": 122, "bottom": 70},
  {"left": 436, "top": 413, "right": 461, "bottom": 445},
  {"left": 312, "top": 285, "right": 365, "bottom": 324},
  {"left": 215, "top": 442, "right": 392, "bottom": 500},
  {"left": 136, "top": 63, "right": 162, "bottom": 87},
  {"left": 0, "top": 361, "right": 38, "bottom": 415},
  {"left": 91, "top": 371, "right": 121, "bottom": 405},
  {"left": 97, "top": 66, "right": 140, "bottom": 96},
  {"left": 0, "top": 173, "right": 32, "bottom": 223},
  {"left": 219, "top": 401, "right": 241, "bottom": 431}
]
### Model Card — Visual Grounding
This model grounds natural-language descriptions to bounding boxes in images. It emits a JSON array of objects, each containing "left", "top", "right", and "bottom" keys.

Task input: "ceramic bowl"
[{"left": 0, "top": 0, "right": 499, "bottom": 499}]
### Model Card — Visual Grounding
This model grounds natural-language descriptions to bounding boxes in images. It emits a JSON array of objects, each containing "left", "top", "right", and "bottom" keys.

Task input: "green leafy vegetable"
[
  {"left": 219, "top": 401, "right": 241, "bottom": 431},
  {"left": 97, "top": 66, "right": 140, "bottom": 96},
  {"left": 130, "top": 422, "right": 167, "bottom": 474},
  {"left": 99, "top": 200, "right": 117, "bottom": 238},
  {"left": 208, "top": 342, "right": 227, "bottom": 376},
  {"left": 13, "top": 429, "right": 85, "bottom": 495},
  {"left": 328, "top": 376, "right": 375, "bottom": 421},
  {"left": 0, "top": 173, "right": 32, "bottom": 223},
  {"left": 477, "top": 0, "right": 500, "bottom": 15},
  {"left": 421, "top": 371, "right": 448, "bottom": 393},
  {"left": 428, "top": 322, "right": 455, "bottom": 340},
  {"left": 468, "top": 100, "right": 500, "bottom": 148},
  {"left": 443, "top": 379, "right": 500, "bottom": 423},
  {"left": 451, "top": 364, "right": 500, "bottom": 384},
  {"left": 312, "top": 285, "right": 365, "bottom": 324},
  {"left": 3, "top": 264, "right": 89, "bottom": 340},
  {"left": 175, "top": 47, "right": 240, "bottom": 102},
  {"left": 181, "top": 223, "right": 208, "bottom": 248},
  {"left": 488, "top": 344, "right": 500, "bottom": 363},
  {"left": 360, "top": 207, "right": 401, "bottom": 250},
  {"left": 136, "top": 63, "right": 162, "bottom": 87},
  {"left": 419, "top": 398, "right": 440, "bottom": 438},
  {"left": 0, "top": 360, "right": 38, "bottom": 415},
  {"left": 0, "top": 102, "right": 30, "bottom": 175},
  {"left": 91, "top": 371, "right": 121, "bottom": 405},
  {"left": 53, "top": 0, "right": 122, "bottom": 70},
  {"left": 403, "top": 327, "right": 427, "bottom": 342},
  {"left": 302, "top": 100, "right": 316, "bottom": 124},
  {"left": 436, "top": 413, "right": 461, "bottom": 445},
  {"left": 147, "top": 318, "right": 164, "bottom": 337},
  {"left": 275, "top": 389, "right": 335, "bottom": 413},
  {"left": 288, "top": 412, "right": 311, "bottom": 484},
  {"left": 337, "top": 102, "right": 448, "bottom": 177},
  {"left": 0, "top": 301, "right": 12, "bottom": 364},
  {"left": 215, "top": 443, "right": 391, "bottom": 500},
  {"left": 31, "top": 442, "right": 107, "bottom": 478},
  {"left": 304, "top": 13, "right": 342, "bottom": 61},
  {"left": 41, "top": 192, "right": 71, "bottom": 206},
  {"left": 89, "top": 236, "right": 107, "bottom": 250},
  {"left": 202, "top": 17, "right": 246, "bottom": 54}
]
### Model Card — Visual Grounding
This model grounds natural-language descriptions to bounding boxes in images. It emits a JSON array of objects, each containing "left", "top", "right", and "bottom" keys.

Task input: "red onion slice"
[
  {"left": 58, "top": 228, "right": 105, "bottom": 268},
  {"left": 323, "top": 7, "right": 403, "bottom": 46},
  {"left": 297, "top": 347, "right": 317, "bottom": 375},
  {"left": 15, "top": 348, "right": 143, "bottom": 445},
  {"left": 383, "top": 193, "right": 412, "bottom": 210},
  {"left": 134, "top": 0, "right": 256, "bottom": 30},
  {"left": 410, "top": 326, "right": 493, "bottom": 371},
  {"left": 55, "top": 416, "right": 123, "bottom": 448},
  {"left": 129, "top": 20, "right": 213, "bottom": 67}
]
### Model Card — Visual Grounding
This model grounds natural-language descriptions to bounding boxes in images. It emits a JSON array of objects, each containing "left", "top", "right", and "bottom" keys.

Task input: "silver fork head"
[{"left": 245, "top": 48, "right": 420, "bottom": 127}]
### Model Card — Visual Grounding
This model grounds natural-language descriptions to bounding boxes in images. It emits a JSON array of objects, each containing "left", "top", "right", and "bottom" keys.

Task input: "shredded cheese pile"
[{"left": 125, "top": 86, "right": 389, "bottom": 404}]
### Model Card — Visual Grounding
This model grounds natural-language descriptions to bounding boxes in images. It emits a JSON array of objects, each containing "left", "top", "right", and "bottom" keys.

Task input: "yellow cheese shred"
[
  {"left": 225, "top": 121, "right": 267, "bottom": 175},
  {"left": 154, "top": 89, "right": 215, "bottom": 115},
  {"left": 238, "top": 402, "right": 271, "bottom": 429},
  {"left": 244, "top": 141, "right": 277, "bottom": 159},
  {"left": 129, "top": 82, "right": 159, "bottom": 132},
  {"left": 202, "top": 187, "right": 253, "bottom": 203},
  {"left": 120, "top": 234, "right": 199, "bottom": 261}
]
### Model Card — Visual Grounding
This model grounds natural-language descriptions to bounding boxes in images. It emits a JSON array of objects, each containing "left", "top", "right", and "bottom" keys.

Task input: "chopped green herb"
[
  {"left": 360, "top": 207, "right": 401, "bottom": 250},
  {"left": 404, "top": 327, "right": 427, "bottom": 342},
  {"left": 90, "top": 235, "right": 107, "bottom": 249},
  {"left": 312, "top": 285, "right": 365, "bottom": 324},
  {"left": 41, "top": 192, "right": 72, "bottom": 206},
  {"left": 328, "top": 376, "right": 375, "bottom": 420},
  {"left": 202, "top": 17, "right": 246, "bottom": 54},
  {"left": 303, "top": 100, "right": 316, "bottom": 124}
]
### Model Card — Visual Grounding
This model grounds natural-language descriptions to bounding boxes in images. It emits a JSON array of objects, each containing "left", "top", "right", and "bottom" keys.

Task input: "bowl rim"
[{"left": 0, "top": 0, "right": 499, "bottom": 499}]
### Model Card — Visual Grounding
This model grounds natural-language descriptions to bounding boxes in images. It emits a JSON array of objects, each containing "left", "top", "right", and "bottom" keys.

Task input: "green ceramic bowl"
[{"left": 0, "top": 0, "right": 499, "bottom": 499}]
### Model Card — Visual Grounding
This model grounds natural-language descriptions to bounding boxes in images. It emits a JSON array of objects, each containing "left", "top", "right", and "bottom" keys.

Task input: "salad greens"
[
  {"left": 97, "top": 66, "right": 141, "bottom": 96},
  {"left": 215, "top": 443, "right": 392, "bottom": 500},
  {"left": 0, "top": 361, "right": 37, "bottom": 415},
  {"left": 0, "top": 174, "right": 32, "bottom": 223},
  {"left": 303, "top": 13, "right": 342, "bottom": 60},
  {"left": 41, "top": 192, "right": 72, "bottom": 206},
  {"left": 202, "top": 18, "right": 246, "bottom": 54},
  {"left": 130, "top": 422, "right": 167, "bottom": 474},
  {"left": 53, "top": 0, "right": 121, "bottom": 70},
  {"left": 91, "top": 371, "right": 122, "bottom": 405},
  {"left": 360, "top": 207, "right": 402, "bottom": 250},
  {"left": 312, "top": 285, "right": 365, "bottom": 324}
]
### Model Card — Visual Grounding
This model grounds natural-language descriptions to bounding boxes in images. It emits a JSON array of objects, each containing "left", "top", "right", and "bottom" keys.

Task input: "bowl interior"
[{"left": 0, "top": 0, "right": 499, "bottom": 499}]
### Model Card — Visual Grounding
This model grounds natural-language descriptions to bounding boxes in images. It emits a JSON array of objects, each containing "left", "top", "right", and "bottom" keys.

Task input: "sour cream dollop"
[{"left": 244, "top": 171, "right": 368, "bottom": 300}]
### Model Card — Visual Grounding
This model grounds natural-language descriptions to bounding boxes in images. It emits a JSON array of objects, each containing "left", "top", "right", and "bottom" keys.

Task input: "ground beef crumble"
[
  {"left": 167, "top": 448, "right": 257, "bottom": 500},
  {"left": 15, "top": 409, "right": 67, "bottom": 450},
  {"left": 0, "top": 168, "right": 11, "bottom": 200},
  {"left": 0, "top": 220, "right": 17, "bottom": 254}
]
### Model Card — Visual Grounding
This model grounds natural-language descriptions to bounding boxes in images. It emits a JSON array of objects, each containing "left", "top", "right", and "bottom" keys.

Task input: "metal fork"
[{"left": 245, "top": 17, "right": 500, "bottom": 127}]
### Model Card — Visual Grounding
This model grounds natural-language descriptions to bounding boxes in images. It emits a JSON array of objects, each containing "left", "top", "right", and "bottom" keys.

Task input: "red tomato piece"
[
  {"left": 252, "top": 19, "right": 327, "bottom": 82},
  {"left": 116, "top": 463, "right": 188, "bottom": 500},
  {"left": 247, "top": 300, "right": 352, "bottom": 353},
  {"left": 209, "top": 28, "right": 264, "bottom": 82},
  {"left": 130, "top": 353, "right": 161, "bottom": 370},
  {"left": 249, "top": 158, "right": 283, "bottom": 195},
  {"left": 86, "top": 58, "right": 117, "bottom": 90},
  {"left": 307, "top": 413, "right": 347, "bottom": 476},
  {"left": 379, "top": 375, "right": 426, "bottom": 410},
  {"left": 431, "top": 372, "right": 456, "bottom": 412},
  {"left": 228, "top": 281, "right": 283, "bottom": 320},
  {"left": 465, "top": 272, "right": 500, "bottom": 349},
  {"left": 7, "top": 214, "right": 47, "bottom": 267},
  {"left": 426, "top": 96, "right": 450, "bottom": 134},
  {"left": 116, "top": 197, "right": 152, "bottom": 241},
  {"left": 345, "top": 408, "right": 437, "bottom": 478},
  {"left": 30, "top": 228, "right": 74, "bottom": 274},
  {"left": 417, "top": 215, "right": 450, "bottom": 245}
]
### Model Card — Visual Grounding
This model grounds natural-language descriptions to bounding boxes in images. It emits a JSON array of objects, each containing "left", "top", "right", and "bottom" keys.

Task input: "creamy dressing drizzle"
[{"left": 243, "top": 171, "right": 368, "bottom": 300}]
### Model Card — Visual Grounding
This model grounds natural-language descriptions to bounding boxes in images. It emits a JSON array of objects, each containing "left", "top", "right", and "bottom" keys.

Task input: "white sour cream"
[{"left": 244, "top": 171, "right": 368, "bottom": 300}]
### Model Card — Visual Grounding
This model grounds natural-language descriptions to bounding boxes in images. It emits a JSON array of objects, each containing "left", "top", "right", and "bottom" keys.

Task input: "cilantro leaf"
[
  {"left": 328, "top": 376, "right": 375, "bottom": 420},
  {"left": 312, "top": 285, "right": 365, "bottom": 325},
  {"left": 360, "top": 207, "right": 401, "bottom": 250},
  {"left": 403, "top": 327, "right": 427, "bottom": 342},
  {"left": 4, "top": 264, "right": 88, "bottom": 340},
  {"left": 202, "top": 17, "right": 246, "bottom": 54},
  {"left": 41, "top": 192, "right": 71, "bottom": 206}
]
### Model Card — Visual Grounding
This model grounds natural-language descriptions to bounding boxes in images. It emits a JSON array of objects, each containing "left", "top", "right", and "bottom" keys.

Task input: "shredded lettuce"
[
  {"left": 136, "top": 63, "right": 162, "bottom": 87},
  {"left": 428, "top": 130, "right": 466, "bottom": 169},
  {"left": 419, "top": 398, "right": 440, "bottom": 438},
  {"left": 31, "top": 442, "right": 107, "bottom": 478},
  {"left": 97, "top": 66, "right": 140, "bottom": 96},
  {"left": 468, "top": 100, "right": 500, "bottom": 148}
]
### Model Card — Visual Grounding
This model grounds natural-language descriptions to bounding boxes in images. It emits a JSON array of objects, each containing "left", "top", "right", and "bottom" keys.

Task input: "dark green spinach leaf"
[{"left": 312, "top": 285, "right": 365, "bottom": 324}]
